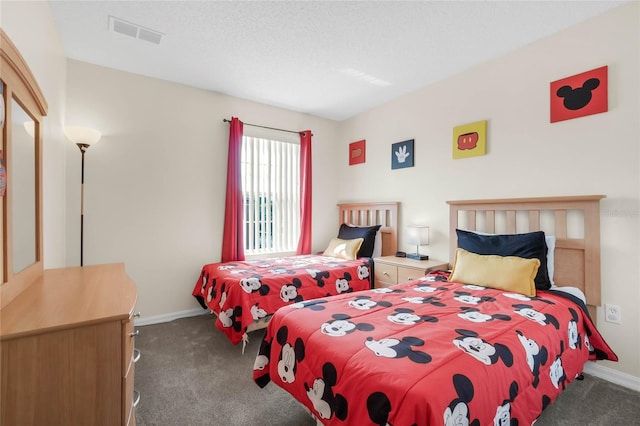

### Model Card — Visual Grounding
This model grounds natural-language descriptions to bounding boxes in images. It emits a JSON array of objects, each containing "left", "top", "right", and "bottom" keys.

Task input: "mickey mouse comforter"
[
  {"left": 192, "top": 255, "right": 372, "bottom": 345},
  {"left": 253, "top": 271, "right": 617, "bottom": 425}
]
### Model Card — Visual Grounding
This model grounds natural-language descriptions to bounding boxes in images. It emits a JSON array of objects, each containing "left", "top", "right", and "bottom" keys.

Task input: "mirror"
[
  {"left": 10, "top": 99, "right": 36, "bottom": 273},
  {"left": 1, "top": 28, "right": 47, "bottom": 307}
]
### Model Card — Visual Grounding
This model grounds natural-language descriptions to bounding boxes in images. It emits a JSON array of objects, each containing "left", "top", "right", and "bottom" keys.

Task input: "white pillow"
[
  {"left": 465, "top": 230, "right": 555, "bottom": 285},
  {"left": 372, "top": 229, "right": 382, "bottom": 258},
  {"left": 545, "top": 235, "right": 556, "bottom": 285},
  {"left": 549, "top": 285, "right": 585, "bottom": 303}
]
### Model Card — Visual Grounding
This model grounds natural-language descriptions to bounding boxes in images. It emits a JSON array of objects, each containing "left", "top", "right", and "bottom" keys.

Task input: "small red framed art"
[
  {"left": 349, "top": 139, "right": 366, "bottom": 165},
  {"left": 550, "top": 65, "right": 608, "bottom": 123}
]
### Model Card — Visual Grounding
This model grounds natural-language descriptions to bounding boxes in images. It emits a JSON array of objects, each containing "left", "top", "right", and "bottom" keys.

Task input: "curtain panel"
[
  {"left": 221, "top": 117, "right": 245, "bottom": 262},
  {"left": 296, "top": 130, "right": 312, "bottom": 254}
]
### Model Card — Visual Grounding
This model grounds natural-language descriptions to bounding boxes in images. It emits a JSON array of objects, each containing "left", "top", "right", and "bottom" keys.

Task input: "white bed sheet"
[{"left": 549, "top": 284, "right": 586, "bottom": 304}]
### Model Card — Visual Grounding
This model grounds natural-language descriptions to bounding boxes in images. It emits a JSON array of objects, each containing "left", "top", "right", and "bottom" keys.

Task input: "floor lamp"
[{"left": 65, "top": 127, "right": 102, "bottom": 266}]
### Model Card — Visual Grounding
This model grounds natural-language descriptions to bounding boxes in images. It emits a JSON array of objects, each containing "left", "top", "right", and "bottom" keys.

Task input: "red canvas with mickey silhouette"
[
  {"left": 550, "top": 66, "right": 608, "bottom": 123},
  {"left": 192, "top": 255, "right": 372, "bottom": 344},
  {"left": 253, "top": 270, "right": 617, "bottom": 425}
]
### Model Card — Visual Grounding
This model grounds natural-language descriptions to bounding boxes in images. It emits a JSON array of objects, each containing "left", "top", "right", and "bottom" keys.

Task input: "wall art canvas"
[
  {"left": 550, "top": 65, "right": 608, "bottom": 123},
  {"left": 349, "top": 139, "right": 366, "bottom": 165},
  {"left": 452, "top": 120, "right": 487, "bottom": 159},
  {"left": 391, "top": 139, "right": 414, "bottom": 169}
]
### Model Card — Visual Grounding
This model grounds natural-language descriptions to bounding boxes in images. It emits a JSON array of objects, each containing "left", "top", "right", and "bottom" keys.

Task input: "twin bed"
[
  {"left": 192, "top": 202, "right": 399, "bottom": 345},
  {"left": 249, "top": 195, "right": 617, "bottom": 425}
]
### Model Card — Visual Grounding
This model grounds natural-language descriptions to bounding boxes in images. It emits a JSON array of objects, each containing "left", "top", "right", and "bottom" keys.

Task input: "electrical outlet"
[{"left": 604, "top": 304, "right": 622, "bottom": 324}]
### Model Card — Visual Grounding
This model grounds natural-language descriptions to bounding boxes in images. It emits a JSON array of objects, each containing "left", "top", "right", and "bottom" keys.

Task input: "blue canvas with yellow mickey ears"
[{"left": 391, "top": 139, "right": 414, "bottom": 169}]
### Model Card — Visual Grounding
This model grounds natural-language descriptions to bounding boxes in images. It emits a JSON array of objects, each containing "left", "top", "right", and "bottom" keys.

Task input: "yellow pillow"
[
  {"left": 323, "top": 238, "right": 364, "bottom": 260},
  {"left": 449, "top": 248, "right": 540, "bottom": 296}
]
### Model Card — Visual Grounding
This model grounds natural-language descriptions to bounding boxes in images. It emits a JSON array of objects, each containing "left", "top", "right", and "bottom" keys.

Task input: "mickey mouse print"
[
  {"left": 253, "top": 269, "right": 618, "bottom": 426},
  {"left": 452, "top": 120, "right": 487, "bottom": 159},
  {"left": 550, "top": 65, "right": 608, "bottom": 123}
]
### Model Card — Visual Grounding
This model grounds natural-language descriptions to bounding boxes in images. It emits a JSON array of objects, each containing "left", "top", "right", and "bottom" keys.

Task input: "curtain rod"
[{"left": 223, "top": 118, "right": 312, "bottom": 136}]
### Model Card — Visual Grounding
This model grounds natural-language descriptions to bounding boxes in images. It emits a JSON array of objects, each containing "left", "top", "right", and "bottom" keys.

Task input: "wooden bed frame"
[
  {"left": 447, "top": 195, "right": 605, "bottom": 319},
  {"left": 270, "top": 195, "right": 610, "bottom": 425},
  {"left": 338, "top": 201, "right": 399, "bottom": 256}
]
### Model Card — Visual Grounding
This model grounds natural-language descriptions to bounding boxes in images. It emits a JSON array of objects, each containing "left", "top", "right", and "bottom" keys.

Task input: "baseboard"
[
  {"left": 134, "top": 308, "right": 209, "bottom": 326},
  {"left": 583, "top": 361, "right": 640, "bottom": 392}
]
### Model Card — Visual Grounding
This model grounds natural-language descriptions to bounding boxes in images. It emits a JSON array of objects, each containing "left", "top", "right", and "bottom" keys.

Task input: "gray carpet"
[{"left": 134, "top": 314, "right": 640, "bottom": 425}]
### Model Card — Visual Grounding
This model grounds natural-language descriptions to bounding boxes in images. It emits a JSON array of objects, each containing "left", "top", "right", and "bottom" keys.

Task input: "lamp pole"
[
  {"left": 66, "top": 126, "right": 101, "bottom": 266},
  {"left": 77, "top": 142, "right": 90, "bottom": 266}
]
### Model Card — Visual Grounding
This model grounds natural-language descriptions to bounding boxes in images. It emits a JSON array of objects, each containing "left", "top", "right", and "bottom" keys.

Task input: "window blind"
[{"left": 241, "top": 136, "right": 300, "bottom": 254}]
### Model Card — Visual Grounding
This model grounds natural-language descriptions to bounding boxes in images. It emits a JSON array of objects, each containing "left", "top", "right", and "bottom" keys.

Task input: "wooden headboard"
[
  {"left": 337, "top": 202, "right": 399, "bottom": 257},
  {"left": 447, "top": 195, "right": 605, "bottom": 318}
]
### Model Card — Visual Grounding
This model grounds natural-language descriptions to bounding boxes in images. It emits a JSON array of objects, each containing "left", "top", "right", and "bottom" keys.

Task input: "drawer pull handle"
[
  {"left": 133, "top": 348, "right": 141, "bottom": 363},
  {"left": 383, "top": 272, "right": 389, "bottom": 276},
  {"left": 407, "top": 276, "right": 413, "bottom": 280},
  {"left": 129, "top": 330, "right": 140, "bottom": 338},
  {"left": 133, "top": 390, "right": 141, "bottom": 408},
  {"left": 134, "top": 312, "right": 141, "bottom": 318}
]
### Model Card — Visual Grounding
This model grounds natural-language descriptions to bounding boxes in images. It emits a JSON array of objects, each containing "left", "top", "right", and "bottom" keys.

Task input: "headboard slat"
[
  {"left": 486, "top": 211, "right": 495, "bottom": 233},
  {"left": 555, "top": 210, "right": 568, "bottom": 239},
  {"left": 466, "top": 211, "right": 476, "bottom": 230},
  {"left": 506, "top": 211, "right": 516, "bottom": 233},
  {"left": 528, "top": 210, "right": 540, "bottom": 231}
]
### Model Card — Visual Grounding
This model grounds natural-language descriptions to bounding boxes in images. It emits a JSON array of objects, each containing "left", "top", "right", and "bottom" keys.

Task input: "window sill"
[{"left": 244, "top": 251, "right": 296, "bottom": 260}]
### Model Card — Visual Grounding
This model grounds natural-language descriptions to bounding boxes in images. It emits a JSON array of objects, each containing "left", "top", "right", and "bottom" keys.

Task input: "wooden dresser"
[{"left": 1, "top": 263, "right": 139, "bottom": 426}]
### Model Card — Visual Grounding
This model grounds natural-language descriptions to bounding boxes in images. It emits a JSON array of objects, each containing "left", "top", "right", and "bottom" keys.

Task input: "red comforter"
[
  {"left": 192, "top": 254, "right": 372, "bottom": 344},
  {"left": 253, "top": 271, "right": 617, "bottom": 425}
]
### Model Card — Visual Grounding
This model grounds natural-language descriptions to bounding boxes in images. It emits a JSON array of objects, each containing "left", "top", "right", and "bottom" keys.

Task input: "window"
[{"left": 241, "top": 136, "right": 300, "bottom": 255}]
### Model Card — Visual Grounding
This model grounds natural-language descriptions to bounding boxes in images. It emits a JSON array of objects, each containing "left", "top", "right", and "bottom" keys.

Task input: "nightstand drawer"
[
  {"left": 397, "top": 266, "right": 425, "bottom": 282},
  {"left": 374, "top": 256, "right": 449, "bottom": 289},
  {"left": 375, "top": 262, "right": 397, "bottom": 284}
]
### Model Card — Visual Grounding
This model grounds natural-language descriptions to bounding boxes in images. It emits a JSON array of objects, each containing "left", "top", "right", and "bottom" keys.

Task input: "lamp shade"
[
  {"left": 64, "top": 126, "right": 101, "bottom": 146},
  {"left": 406, "top": 225, "right": 430, "bottom": 246}
]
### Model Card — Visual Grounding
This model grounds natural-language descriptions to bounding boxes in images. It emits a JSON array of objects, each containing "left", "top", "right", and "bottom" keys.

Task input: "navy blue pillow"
[
  {"left": 337, "top": 224, "right": 381, "bottom": 258},
  {"left": 456, "top": 229, "right": 551, "bottom": 290}
]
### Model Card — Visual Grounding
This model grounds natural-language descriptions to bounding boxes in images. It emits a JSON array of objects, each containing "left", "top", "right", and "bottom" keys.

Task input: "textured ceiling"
[{"left": 49, "top": 0, "right": 628, "bottom": 121}]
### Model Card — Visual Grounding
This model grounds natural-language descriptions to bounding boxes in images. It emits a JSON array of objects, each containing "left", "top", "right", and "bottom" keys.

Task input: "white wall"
[
  {"left": 64, "top": 60, "right": 341, "bottom": 319},
  {"left": 1, "top": 0, "right": 68, "bottom": 268},
  {"left": 338, "top": 3, "right": 639, "bottom": 379}
]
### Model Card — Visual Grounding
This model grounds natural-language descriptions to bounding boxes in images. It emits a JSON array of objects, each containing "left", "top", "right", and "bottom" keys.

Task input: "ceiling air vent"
[{"left": 108, "top": 15, "right": 164, "bottom": 45}]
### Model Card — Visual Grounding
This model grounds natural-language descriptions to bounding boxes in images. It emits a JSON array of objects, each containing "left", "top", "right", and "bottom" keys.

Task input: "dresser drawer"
[
  {"left": 126, "top": 406, "right": 136, "bottom": 426},
  {"left": 397, "top": 266, "right": 425, "bottom": 283},
  {"left": 122, "top": 315, "right": 135, "bottom": 426},
  {"left": 123, "top": 360, "right": 135, "bottom": 426},
  {"left": 375, "top": 262, "right": 397, "bottom": 284},
  {"left": 123, "top": 317, "right": 135, "bottom": 376}
]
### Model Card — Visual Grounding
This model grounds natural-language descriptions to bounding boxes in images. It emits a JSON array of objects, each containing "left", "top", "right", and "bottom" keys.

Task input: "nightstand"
[{"left": 373, "top": 256, "right": 449, "bottom": 288}]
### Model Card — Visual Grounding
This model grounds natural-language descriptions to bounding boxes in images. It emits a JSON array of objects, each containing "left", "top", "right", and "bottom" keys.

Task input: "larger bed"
[
  {"left": 192, "top": 202, "right": 399, "bottom": 345},
  {"left": 252, "top": 195, "right": 618, "bottom": 425}
]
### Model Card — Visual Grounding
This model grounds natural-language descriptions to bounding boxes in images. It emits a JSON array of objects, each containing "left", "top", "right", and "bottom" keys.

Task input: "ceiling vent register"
[{"left": 108, "top": 15, "right": 164, "bottom": 45}]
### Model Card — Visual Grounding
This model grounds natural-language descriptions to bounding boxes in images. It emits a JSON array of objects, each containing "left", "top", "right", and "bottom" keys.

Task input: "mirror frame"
[{"left": 1, "top": 29, "right": 48, "bottom": 308}]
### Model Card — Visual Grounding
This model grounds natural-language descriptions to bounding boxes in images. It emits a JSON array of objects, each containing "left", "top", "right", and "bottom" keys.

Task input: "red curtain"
[
  {"left": 296, "top": 130, "right": 312, "bottom": 254},
  {"left": 221, "top": 117, "right": 245, "bottom": 262}
]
